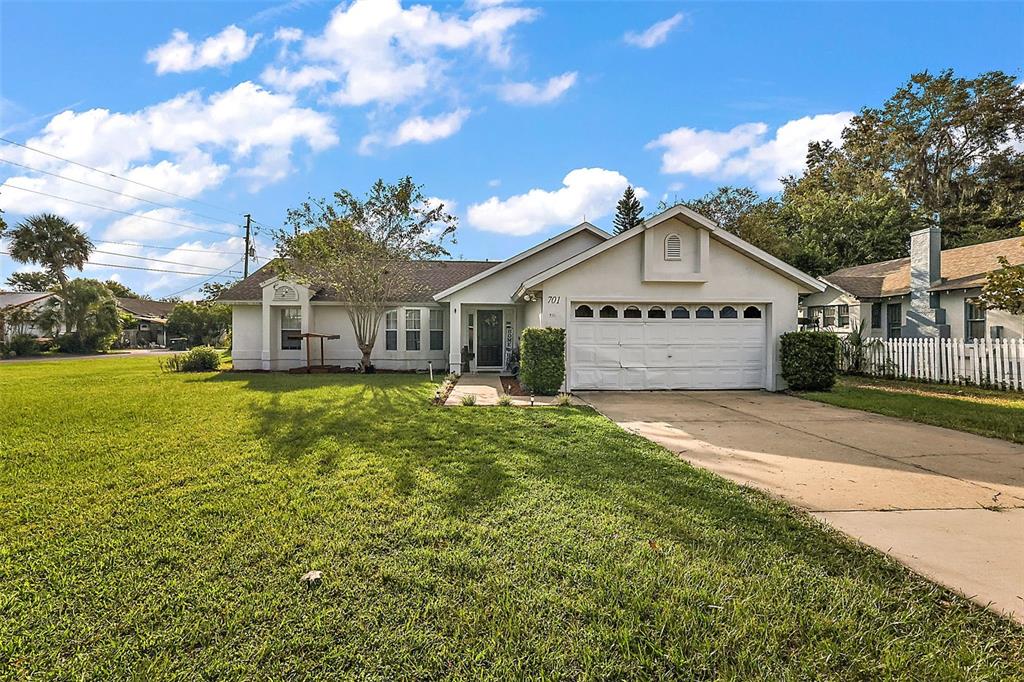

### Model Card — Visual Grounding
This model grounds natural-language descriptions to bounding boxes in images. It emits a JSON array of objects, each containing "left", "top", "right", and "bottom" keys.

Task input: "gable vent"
[{"left": 665, "top": 234, "right": 682, "bottom": 260}]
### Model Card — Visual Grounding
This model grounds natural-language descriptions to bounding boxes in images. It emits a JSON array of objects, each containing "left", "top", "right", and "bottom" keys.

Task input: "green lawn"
[
  {"left": 802, "top": 375, "right": 1024, "bottom": 444},
  {"left": 1, "top": 358, "right": 1021, "bottom": 679}
]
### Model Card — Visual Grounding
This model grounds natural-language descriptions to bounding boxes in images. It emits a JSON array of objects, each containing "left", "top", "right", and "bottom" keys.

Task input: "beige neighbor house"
[
  {"left": 801, "top": 228, "right": 1024, "bottom": 340},
  {"left": 219, "top": 205, "right": 825, "bottom": 391},
  {"left": 116, "top": 298, "right": 175, "bottom": 348}
]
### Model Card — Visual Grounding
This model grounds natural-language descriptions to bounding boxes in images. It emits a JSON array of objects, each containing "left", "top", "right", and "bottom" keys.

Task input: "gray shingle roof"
[
  {"left": 116, "top": 297, "right": 175, "bottom": 321},
  {"left": 216, "top": 259, "right": 497, "bottom": 303}
]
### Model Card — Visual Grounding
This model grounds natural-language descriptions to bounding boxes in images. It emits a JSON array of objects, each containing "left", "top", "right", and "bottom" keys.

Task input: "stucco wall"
[
  {"left": 532, "top": 229, "right": 805, "bottom": 390},
  {"left": 800, "top": 285, "right": 864, "bottom": 335},
  {"left": 941, "top": 290, "right": 1023, "bottom": 339},
  {"left": 231, "top": 305, "right": 263, "bottom": 368}
]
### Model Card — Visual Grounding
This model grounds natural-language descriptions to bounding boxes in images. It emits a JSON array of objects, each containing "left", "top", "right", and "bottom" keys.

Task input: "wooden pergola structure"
[{"left": 288, "top": 332, "right": 342, "bottom": 373}]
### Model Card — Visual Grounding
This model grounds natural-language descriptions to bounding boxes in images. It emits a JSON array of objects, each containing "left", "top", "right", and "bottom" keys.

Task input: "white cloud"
[
  {"left": 147, "top": 25, "right": 261, "bottom": 74},
  {"left": 274, "top": 27, "right": 304, "bottom": 43},
  {"left": 647, "top": 112, "right": 853, "bottom": 190},
  {"left": 0, "top": 81, "right": 338, "bottom": 227},
  {"left": 498, "top": 71, "right": 577, "bottom": 105},
  {"left": 467, "top": 167, "right": 646, "bottom": 236},
  {"left": 624, "top": 13, "right": 684, "bottom": 49},
  {"left": 360, "top": 108, "right": 470, "bottom": 153},
  {"left": 488, "top": 178, "right": 501, "bottom": 187},
  {"left": 263, "top": 0, "right": 537, "bottom": 106}
]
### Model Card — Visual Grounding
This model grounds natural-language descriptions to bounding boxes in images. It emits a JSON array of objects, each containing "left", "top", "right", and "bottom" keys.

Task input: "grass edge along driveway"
[
  {"left": 801, "top": 375, "right": 1024, "bottom": 445},
  {"left": 1, "top": 357, "right": 1022, "bottom": 679}
]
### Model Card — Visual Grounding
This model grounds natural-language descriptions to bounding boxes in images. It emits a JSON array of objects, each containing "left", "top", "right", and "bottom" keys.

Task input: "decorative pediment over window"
[{"left": 273, "top": 284, "right": 299, "bottom": 302}]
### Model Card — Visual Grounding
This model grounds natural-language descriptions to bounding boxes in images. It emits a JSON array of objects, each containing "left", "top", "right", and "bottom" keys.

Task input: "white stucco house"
[
  {"left": 0, "top": 291, "right": 60, "bottom": 342},
  {"left": 219, "top": 205, "right": 825, "bottom": 391},
  {"left": 801, "top": 227, "right": 1024, "bottom": 340}
]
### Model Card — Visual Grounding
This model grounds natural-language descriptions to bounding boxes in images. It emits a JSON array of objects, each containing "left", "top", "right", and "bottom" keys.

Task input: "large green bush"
[
  {"left": 162, "top": 346, "right": 222, "bottom": 373},
  {"left": 780, "top": 331, "right": 839, "bottom": 391},
  {"left": 519, "top": 327, "right": 566, "bottom": 395},
  {"left": 8, "top": 334, "right": 41, "bottom": 357}
]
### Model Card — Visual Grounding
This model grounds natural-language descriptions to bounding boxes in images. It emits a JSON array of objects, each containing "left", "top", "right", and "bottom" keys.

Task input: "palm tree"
[{"left": 7, "top": 213, "right": 93, "bottom": 333}]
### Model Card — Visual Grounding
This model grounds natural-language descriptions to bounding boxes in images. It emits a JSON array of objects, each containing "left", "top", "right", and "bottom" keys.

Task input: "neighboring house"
[
  {"left": 116, "top": 298, "right": 175, "bottom": 347},
  {"left": 219, "top": 205, "right": 824, "bottom": 391},
  {"left": 802, "top": 228, "right": 1024, "bottom": 340},
  {"left": 0, "top": 291, "right": 60, "bottom": 342}
]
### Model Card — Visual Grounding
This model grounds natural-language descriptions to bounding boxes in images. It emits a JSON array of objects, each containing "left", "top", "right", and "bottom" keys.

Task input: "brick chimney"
[{"left": 904, "top": 226, "right": 950, "bottom": 338}]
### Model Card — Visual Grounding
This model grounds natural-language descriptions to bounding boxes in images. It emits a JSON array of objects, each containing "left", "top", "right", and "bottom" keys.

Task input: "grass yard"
[
  {"left": 1, "top": 358, "right": 1022, "bottom": 679},
  {"left": 802, "top": 375, "right": 1024, "bottom": 445}
]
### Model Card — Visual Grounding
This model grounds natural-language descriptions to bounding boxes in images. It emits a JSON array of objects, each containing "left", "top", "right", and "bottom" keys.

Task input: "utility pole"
[{"left": 243, "top": 214, "right": 252, "bottom": 278}]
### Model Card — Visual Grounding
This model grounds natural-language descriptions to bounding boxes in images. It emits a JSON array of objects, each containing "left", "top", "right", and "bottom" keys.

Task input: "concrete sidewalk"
[{"left": 579, "top": 390, "right": 1024, "bottom": 623}]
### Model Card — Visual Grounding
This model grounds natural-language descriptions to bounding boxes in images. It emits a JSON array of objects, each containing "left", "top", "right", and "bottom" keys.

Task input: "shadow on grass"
[{"left": 203, "top": 371, "right": 963, "bottom": 597}]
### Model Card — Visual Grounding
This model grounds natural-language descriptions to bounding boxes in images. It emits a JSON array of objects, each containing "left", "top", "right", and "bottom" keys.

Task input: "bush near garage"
[
  {"left": 780, "top": 331, "right": 839, "bottom": 391},
  {"left": 519, "top": 327, "right": 566, "bottom": 396}
]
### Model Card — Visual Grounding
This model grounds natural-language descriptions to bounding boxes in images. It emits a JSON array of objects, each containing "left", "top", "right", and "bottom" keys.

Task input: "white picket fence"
[{"left": 844, "top": 337, "right": 1024, "bottom": 391}]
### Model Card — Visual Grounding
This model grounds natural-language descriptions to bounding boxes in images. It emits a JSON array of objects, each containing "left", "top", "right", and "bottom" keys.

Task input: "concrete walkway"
[
  {"left": 579, "top": 390, "right": 1024, "bottom": 623},
  {"left": 444, "top": 374, "right": 579, "bottom": 406}
]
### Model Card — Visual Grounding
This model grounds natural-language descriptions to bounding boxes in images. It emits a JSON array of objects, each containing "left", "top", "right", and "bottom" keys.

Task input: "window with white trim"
[
  {"left": 599, "top": 305, "right": 618, "bottom": 319},
  {"left": 648, "top": 306, "right": 666, "bottom": 319},
  {"left": 695, "top": 306, "right": 714, "bottom": 319},
  {"left": 405, "top": 309, "right": 421, "bottom": 351},
  {"left": 385, "top": 310, "right": 398, "bottom": 351},
  {"left": 280, "top": 307, "right": 301, "bottom": 350},
  {"left": 671, "top": 306, "right": 689, "bottom": 319},
  {"left": 664, "top": 234, "right": 682, "bottom": 260},
  {"left": 837, "top": 304, "right": 850, "bottom": 328},
  {"left": 743, "top": 306, "right": 762, "bottom": 319},
  {"left": 429, "top": 309, "right": 444, "bottom": 351},
  {"left": 720, "top": 306, "right": 738, "bottom": 319},
  {"left": 623, "top": 305, "right": 642, "bottom": 319},
  {"left": 575, "top": 304, "right": 594, "bottom": 318},
  {"left": 966, "top": 301, "right": 986, "bottom": 340}
]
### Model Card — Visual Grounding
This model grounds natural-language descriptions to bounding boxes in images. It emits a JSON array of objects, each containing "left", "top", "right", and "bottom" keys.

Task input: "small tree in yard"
[
  {"left": 613, "top": 186, "right": 645, "bottom": 234},
  {"left": 982, "top": 227, "right": 1024, "bottom": 315},
  {"left": 273, "top": 177, "right": 457, "bottom": 371},
  {"left": 42, "top": 278, "right": 123, "bottom": 352}
]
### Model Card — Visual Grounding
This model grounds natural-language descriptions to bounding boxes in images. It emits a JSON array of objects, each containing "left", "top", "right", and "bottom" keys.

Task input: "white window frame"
[
  {"left": 385, "top": 309, "right": 398, "bottom": 351},
  {"left": 965, "top": 301, "right": 986, "bottom": 341},
  {"left": 405, "top": 309, "right": 421, "bottom": 351},
  {"left": 429, "top": 309, "right": 444, "bottom": 351},
  {"left": 280, "top": 306, "right": 302, "bottom": 350}
]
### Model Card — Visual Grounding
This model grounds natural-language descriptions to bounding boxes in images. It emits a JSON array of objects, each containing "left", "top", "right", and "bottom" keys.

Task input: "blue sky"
[{"left": 1, "top": 0, "right": 1021, "bottom": 298}]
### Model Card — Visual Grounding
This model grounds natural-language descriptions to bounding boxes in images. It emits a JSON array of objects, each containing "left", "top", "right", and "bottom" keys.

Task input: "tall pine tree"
[{"left": 613, "top": 186, "right": 644, "bottom": 234}]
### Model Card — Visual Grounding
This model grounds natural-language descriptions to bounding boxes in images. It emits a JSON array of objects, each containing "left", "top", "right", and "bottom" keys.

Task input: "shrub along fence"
[{"left": 843, "top": 337, "right": 1024, "bottom": 391}]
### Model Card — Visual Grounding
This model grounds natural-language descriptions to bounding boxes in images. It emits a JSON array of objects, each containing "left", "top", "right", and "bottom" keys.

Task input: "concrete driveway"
[{"left": 578, "top": 390, "right": 1024, "bottom": 623}]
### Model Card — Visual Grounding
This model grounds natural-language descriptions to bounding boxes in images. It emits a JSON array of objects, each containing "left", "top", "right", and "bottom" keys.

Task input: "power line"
[
  {"left": 1, "top": 184, "right": 240, "bottom": 237},
  {"left": 0, "top": 157, "right": 237, "bottom": 225},
  {"left": 0, "top": 136, "right": 241, "bottom": 218},
  {"left": 163, "top": 259, "right": 243, "bottom": 298},
  {"left": 91, "top": 249, "right": 230, "bottom": 271},
  {"left": 91, "top": 239, "right": 244, "bottom": 255},
  {"left": 0, "top": 251, "right": 238, "bottom": 277}
]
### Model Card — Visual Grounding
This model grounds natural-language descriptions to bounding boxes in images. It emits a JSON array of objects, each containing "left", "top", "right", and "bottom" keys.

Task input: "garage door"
[{"left": 569, "top": 303, "right": 766, "bottom": 390}]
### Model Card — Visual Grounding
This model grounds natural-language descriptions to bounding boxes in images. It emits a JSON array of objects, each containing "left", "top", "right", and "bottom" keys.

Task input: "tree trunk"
[{"left": 359, "top": 344, "right": 373, "bottom": 372}]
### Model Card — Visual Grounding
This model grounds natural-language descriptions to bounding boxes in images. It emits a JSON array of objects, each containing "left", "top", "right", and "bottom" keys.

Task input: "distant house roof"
[
  {"left": 823, "top": 235, "right": 1024, "bottom": 299},
  {"left": 0, "top": 291, "right": 56, "bottom": 310},
  {"left": 216, "top": 259, "right": 497, "bottom": 303},
  {"left": 116, "top": 297, "right": 175, "bottom": 322}
]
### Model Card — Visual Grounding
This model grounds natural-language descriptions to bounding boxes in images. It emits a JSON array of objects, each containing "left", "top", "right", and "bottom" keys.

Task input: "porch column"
[
  {"left": 448, "top": 302, "right": 462, "bottom": 374},
  {"left": 261, "top": 301, "right": 272, "bottom": 371}
]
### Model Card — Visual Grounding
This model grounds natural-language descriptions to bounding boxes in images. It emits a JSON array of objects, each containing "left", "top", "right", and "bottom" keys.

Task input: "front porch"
[{"left": 448, "top": 303, "right": 529, "bottom": 374}]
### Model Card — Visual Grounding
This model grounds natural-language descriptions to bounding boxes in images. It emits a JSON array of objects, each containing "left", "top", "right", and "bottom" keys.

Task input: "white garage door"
[{"left": 569, "top": 303, "right": 766, "bottom": 390}]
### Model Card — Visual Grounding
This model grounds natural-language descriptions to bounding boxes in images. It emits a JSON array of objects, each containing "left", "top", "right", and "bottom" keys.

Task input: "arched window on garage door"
[
  {"left": 574, "top": 304, "right": 593, "bottom": 318},
  {"left": 623, "top": 305, "right": 642, "bottom": 319},
  {"left": 696, "top": 306, "right": 714, "bottom": 319},
  {"left": 743, "top": 305, "right": 762, "bottom": 319},
  {"left": 647, "top": 306, "right": 666, "bottom": 319},
  {"left": 599, "top": 305, "right": 618, "bottom": 318},
  {"left": 671, "top": 306, "right": 690, "bottom": 319},
  {"left": 720, "top": 305, "right": 738, "bottom": 319}
]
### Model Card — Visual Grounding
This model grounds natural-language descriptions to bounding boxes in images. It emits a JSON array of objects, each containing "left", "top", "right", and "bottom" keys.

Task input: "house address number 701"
[{"left": 546, "top": 296, "right": 560, "bottom": 304}]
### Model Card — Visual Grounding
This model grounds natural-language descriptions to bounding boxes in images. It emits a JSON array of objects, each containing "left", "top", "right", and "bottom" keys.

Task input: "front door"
[{"left": 477, "top": 310, "right": 503, "bottom": 368}]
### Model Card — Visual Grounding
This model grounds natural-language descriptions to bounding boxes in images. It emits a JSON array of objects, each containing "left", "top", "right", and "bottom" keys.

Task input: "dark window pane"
[
  {"left": 648, "top": 306, "right": 666, "bottom": 319},
  {"left": 430, "top": 330, "right": 444, "bottom": 351},
  {"left": 871, "top": 303, "right": 882, "bottom": 328},
  {"left": 599, "top": 305, "right": 618, "bottom": 318},
  {"left": 720, "top": 306, "right": 737, "bottom": 319},
  {"left": 743, "top": 306, "right": 761, "bottom": 319},
  {"left": 623, "top": 306, "right": 642, "bottom": 319},
  {"left": 406, "top": 330, "right": 421, "bottom": 351},
  {"left": 671, "top": 306, "right": 689, "bottom": 319},
  {"left": 696, "top": 306, "right": 714, "bottom": 319},
  {"left": 575, "top": 305, "right": 593, "bottom": 318},
  {"left": 386, "top": 330, "right": 397, "bottom": 351}
]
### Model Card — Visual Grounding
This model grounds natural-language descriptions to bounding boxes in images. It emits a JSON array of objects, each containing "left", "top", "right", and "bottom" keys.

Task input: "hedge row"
[
  {"left": 519, "top": 327, "right": 565, "bottom": 395},
  {"left": 780, "top": 331, "right": 839, "bottom": 391}
]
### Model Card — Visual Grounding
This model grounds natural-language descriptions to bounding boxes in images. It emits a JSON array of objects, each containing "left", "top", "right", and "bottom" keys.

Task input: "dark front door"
[{"left": 477, "top": 310, "right": 503, "bottom": 367}]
